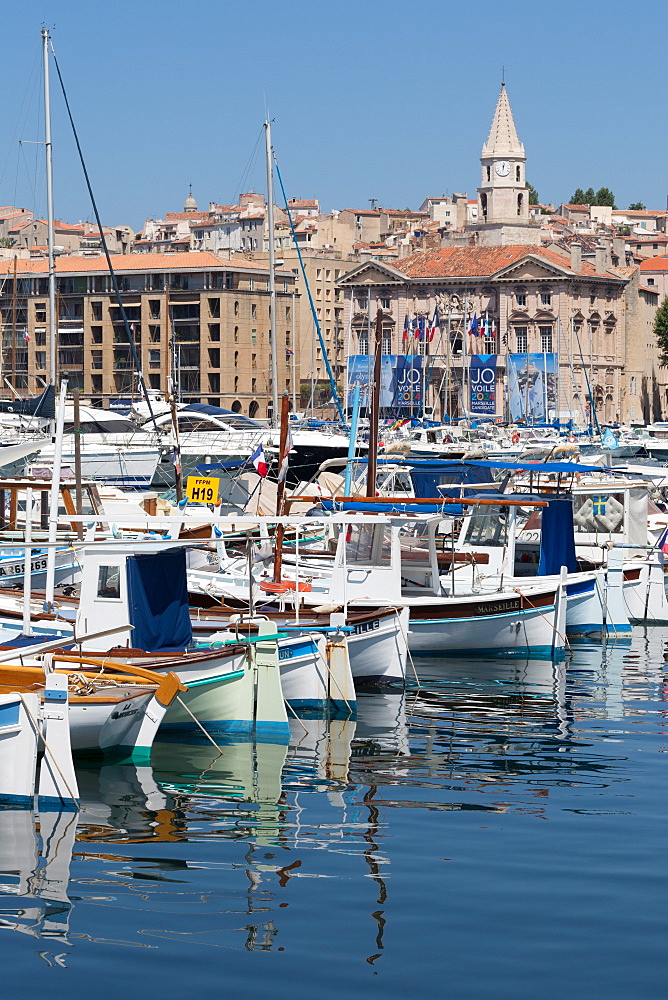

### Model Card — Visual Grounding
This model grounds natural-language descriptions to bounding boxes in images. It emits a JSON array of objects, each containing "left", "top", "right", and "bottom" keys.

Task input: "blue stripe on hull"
[
  {"left": 0, "top": 793, "right": 34, "bottom": 808},
  {"left": 413, "top": 645, "right": 566, "bottom": 659}
]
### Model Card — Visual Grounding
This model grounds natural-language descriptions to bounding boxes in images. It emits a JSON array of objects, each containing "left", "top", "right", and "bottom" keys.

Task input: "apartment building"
[{"left": 0, "top": 251, "right": 298, "bottom": 419}]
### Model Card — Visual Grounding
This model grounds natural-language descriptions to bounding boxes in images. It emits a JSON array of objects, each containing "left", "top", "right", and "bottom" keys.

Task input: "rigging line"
[
  {"left": 49, "top": 41, "right": 159, "bottom": 434},
  {"left": 273, "top": 155, "right": 346, "bottom": 424},
  {"left": 0, "top": 46, "right": 41, "bottom": 191},
  {"left": 233, "top": 127, "right": 264, "bottom": 205}
]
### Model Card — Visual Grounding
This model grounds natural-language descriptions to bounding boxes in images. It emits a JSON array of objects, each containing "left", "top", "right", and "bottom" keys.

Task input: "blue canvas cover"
[
  {"left": 126, "top": 549, "right": 192, "bottom": 652},
  {"left": 537, "top": 498, "right": 578, "bottom": 576},
  {"left": 409, "top": 462, "right": 496, "bottom": 499}
]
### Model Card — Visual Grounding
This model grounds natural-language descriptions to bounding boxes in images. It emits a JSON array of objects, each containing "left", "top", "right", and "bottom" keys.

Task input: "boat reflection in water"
[{"left": 0, "top": 635, "right": 662, "bottom": 979}]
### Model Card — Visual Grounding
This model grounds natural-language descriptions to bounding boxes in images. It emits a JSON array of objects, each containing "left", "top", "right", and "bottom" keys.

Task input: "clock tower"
[{"left": 474, "top": 83, "right": 535, "bottom": 244}]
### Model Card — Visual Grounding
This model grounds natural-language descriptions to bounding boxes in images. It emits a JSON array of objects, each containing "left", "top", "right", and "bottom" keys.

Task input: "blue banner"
[
  {"left": 469, "top": 354, "right": 497, "bottom": 414},
  {"left": 347, "top": 355, "right": 422, "bottom": 411},
  {"left": 508, "top": 353, "right": 557, "bottom": 422}
]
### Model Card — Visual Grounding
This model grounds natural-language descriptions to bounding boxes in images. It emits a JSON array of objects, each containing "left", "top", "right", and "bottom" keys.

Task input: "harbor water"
[{"left": 1, "top": 627, "right": 666, "bottom": 999}]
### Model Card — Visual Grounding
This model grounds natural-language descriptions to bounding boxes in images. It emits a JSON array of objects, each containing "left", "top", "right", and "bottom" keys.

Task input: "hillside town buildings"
[{"left": 0, "top": 83, "right": 666, "bottom": 423}]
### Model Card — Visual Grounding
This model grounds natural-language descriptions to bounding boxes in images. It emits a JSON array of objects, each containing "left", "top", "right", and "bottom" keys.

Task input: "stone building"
[
  {"left": 0, "top": 251, "right": 298, "bottom": 418},
  {"left": 337, "top": 85, "right": 668, "bottom": 426},
  {"left": 338, "top": 243, "right": 640, "bottom": 424}
]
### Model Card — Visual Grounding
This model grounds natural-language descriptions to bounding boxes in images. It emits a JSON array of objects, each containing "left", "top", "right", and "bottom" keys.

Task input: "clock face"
[{"left": 495, "top": 160, "right": 511, "bottom": 177}]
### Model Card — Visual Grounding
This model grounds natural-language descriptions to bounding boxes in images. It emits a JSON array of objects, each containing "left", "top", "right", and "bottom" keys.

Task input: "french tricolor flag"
[
  {"left": 250, "top": 444, "right": 268, "bottom": 478},
  {"left": 656, "top": 526, "right": 668, "bottom": 554}
]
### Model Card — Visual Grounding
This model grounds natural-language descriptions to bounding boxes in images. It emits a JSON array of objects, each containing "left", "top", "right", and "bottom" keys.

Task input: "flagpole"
[
  {"left": 272, "top": 392, "right": 290, "bottom": 583},
  {"left": 463, "top": 293, "right": 468, "bottom": 421}
]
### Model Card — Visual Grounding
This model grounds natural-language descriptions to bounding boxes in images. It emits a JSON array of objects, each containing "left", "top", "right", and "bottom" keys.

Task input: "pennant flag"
[
  {"left": 23, "top": 329, "right": 30, "bottom": 343},
  {"left": 428, "top": 306, "right": 439, "bottom": 341},
  {"left": 250, "top": 443, "right": 268, "bottom": 478},
  {"left": 468, "top": 313, "right": 479, "bottom": 336},
  {"left": 278, "top": 428, "right": 293, "bottom": 483},
  {"left": 172, "top": 445, "right": 182, "bottom": 478},
  {"left": 286, "top": 348, "right": 293, "bottom": 356}
]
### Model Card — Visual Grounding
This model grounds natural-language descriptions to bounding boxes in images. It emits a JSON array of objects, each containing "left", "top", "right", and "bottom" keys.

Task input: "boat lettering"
[
  {"left": 0, "top": 558, "right": 48, "bottom": 577},
  {"left": 354, "top": 619, "right": 380, "bottom": 635},
  {"left": 111, "top": 707, "right": 139, "bottom": 720},
  {"left": 475, "top": 598, "right": 521, "bottom": 615},
  {"left": 279, "top": 648, "right": 294, "bottom": 660}
]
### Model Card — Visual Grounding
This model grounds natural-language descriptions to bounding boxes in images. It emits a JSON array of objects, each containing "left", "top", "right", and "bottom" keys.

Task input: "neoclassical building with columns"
[{"left": 338, "top": 86, "right": 666, "bottom": 425}]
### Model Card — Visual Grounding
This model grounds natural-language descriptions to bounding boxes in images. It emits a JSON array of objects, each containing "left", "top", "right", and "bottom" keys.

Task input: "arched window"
[
  {"left": 234, "top": 351, "right": 239, "bottom": 368},
  {"left": 516, "top": 165, "right": 521, "bottom": 182},
  {"left": 231, "top": 399, "right": 242, "bottom": 413},
  {"left": 249, "top": 400, "right": 259, "bottom": 418},
  {"left": 517, "top": 193, "right": 523, "bottom": 216},
  {"left": 234, "top": 301, "right": 239, "bottom": 316},
  {"left": 234, "top": 375, "right": 239, "bottom": 392},
  {"left": 481, "top": 193, "right": 488, "bottom": 219},
  {"left": 486, "top": 165, "right": 491, "bottom": 182}
]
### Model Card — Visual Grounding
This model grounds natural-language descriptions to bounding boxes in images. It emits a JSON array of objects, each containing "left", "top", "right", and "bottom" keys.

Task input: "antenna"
[{"left": 501, "top": 66, "right": 505, "bottom": 86}]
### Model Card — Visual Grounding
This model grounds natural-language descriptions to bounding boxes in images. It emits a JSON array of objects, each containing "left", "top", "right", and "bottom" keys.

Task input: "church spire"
[{"left": 482, "top": 83, "right": 525, "bottom": 158}]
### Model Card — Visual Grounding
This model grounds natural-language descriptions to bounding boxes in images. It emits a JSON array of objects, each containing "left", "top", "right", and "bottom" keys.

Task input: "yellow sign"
[{"left": 185, "top": 475, "right": 220, "bottom": 504}]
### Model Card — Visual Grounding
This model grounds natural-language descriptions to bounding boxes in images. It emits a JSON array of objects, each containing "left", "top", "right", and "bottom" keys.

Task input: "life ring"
[
  {"left": 259, "top": 580, "right": 312, "bottom": 594},
  {"left": 568, "top": 434, "right": 577, "bottom": 444},
  {"left": 511, "top": 432, "right": 520, "bottom": 445}
]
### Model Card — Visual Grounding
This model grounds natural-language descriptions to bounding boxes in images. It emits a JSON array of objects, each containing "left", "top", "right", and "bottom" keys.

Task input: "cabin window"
[
  {"left": 97, "top": 565, "right": 121, "bottom": 599},
  {"left": 344, "top": 524, "right": 392, "bottom": 567}
]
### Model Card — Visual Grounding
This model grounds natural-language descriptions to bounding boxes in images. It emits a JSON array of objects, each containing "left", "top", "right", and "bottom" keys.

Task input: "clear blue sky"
[{"left": 1, "top": 0, "right": 665, "bottom": 231}]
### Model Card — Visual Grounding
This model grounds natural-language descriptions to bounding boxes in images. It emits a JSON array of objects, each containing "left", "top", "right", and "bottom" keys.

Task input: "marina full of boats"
[{"left": 3, "top": 388, "right": 668, "bottom": 810}]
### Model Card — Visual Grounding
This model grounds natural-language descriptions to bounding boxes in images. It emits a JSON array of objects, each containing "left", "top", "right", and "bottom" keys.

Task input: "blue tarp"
[
  {"left": 410, "top": 462, "right": 496, "bottom": 500},
  {"left": 126, "top": 549, "right": 192, "bottom": 652},
  {"left": 401, "top": 458, "right": 606, "bottom": 475},
  {"left": 537, "top": 498, "right": 578, "bottom": 576},
  {"left": 320, "top": 499, "right": 464, "bottom": 515}
]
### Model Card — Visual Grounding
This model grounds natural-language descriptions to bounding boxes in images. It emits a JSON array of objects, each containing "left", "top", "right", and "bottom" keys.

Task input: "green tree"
[
  {"left": 526, "top": 182, "right": 539, "bottom": 205},
  {"left": 628, "top": 201, "right": 646, "bottom": 210},
  {"left": 0, "top": 237, "right": 15, "bottom": 248},
  {"left": 654, "top": 296, "right": 668, "bottom": 367},
  {"left": 594, "top": 187, "right": 616, "bottom": 208},
  {"left": 583, "top": 187, "right": 596, "bottom": 204},
  {"left": 571, "top": 187, "right": 586, "bottom": 204}
]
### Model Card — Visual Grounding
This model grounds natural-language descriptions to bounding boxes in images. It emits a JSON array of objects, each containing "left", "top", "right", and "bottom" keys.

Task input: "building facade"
[
  {"left": 338, "top": 242, "right": 662, "bottom": 425},
  {"left": 0, "top": 251, "right": 298, "bottom": 418}
]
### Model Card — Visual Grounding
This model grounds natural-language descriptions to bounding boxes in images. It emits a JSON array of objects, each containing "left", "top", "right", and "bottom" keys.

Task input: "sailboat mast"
[
  {"left": 264, "top": 119, "right": 279, "bottom": 423},
  {"left": 42, "top": 28, "right": 57, "bottom": 390}
]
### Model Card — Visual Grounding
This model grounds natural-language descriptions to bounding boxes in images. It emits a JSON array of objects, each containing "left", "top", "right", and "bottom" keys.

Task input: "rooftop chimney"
[
  {"left": 570, "top": 242, "right": 582, "bottom": 273},
  {"left": 595, "top": 247, "right": 607, "bottom": 273}
]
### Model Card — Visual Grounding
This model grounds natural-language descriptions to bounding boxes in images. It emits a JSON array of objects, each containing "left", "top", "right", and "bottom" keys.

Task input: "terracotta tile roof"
[
  {"left": 0, "top": 208, "right": 31, "bottom": 221},
  {"left": 613, "top": 209, "right": 668, "bottom": 218},
  {"left": 54, "top": 221, "right": 85, "bottom": 233},
  {"left": 608, "top": 265, "right": 637, "bottom": 278},
  {"left": 342, "top": 209, "right": 381, "bottom": 216},
  {"left": 639, "top": 255, "right": 668, "bottom": 271},
  {"left": 163, "top": 212, "right": 209, "bottom": 221},
  {"left": 562, "top": 204, "right": 590, "bottom": 211},
  {"left": 392, "top": 244, "right": 618, "bottom": 280},
  {"left": 0, "top": 251, "right": 275, "bottom": 276},
  {"left": 287, "top": 199, "right": 318, "bottom": 208},
  {"left": 639, "top": 285, "right": 660, "bottom": 293}
]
